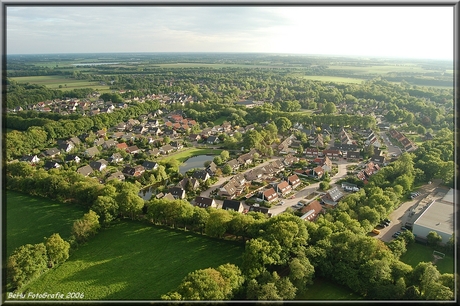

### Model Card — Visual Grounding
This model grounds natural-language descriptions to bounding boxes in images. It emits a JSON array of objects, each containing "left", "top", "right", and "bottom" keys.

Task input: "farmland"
[
  {"left": 18, "top": 221, "right": 245, "bottom": 300},
  {"left": 6, "top": 191, "right": 86, "bottom": 257},
  {"left": 10, "top": 75, "right": 111, "bottom": 92}
]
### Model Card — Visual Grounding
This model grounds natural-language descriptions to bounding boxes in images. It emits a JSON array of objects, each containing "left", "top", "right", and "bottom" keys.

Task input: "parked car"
[
  {"left": 384, "top": 218, "right": 390, "bottom": 223},
  {"left": 372, "top": 229, "right": 380, "bottom": 235},
  {"left": 379, "top": 223, "right": 388, "bottom": 228},
  {"left": 401, "top": 227, "right": 407, "bottom": 231}
]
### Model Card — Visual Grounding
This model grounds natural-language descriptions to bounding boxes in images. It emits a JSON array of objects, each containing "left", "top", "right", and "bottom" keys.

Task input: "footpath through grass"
[
  {"left": 6, "top": 191, "right": 86, "bottom": 257},
  {"left": 19, "top": 221, "right": 245, "bottom": 300},
  {"left": 399, "top": 242, "right": 454, "bottom": 274}
]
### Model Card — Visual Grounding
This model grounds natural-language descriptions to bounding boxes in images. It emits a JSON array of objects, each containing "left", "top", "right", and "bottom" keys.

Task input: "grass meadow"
[
  {"left": 159, "top": 147, "right": 223, "bottom": 163},
  {"left": 399, "top": 242, "right": 454, "bottom": 275},
  {"left": 18, "top": 221, "right": 245, "bottom": 300},
  {"left": 296, "top": 277, "right": 364, "bottom": 300},
  {"left": 6, "top": 191, "right": 87, "bottom": 257},
  {"left": 10, "top": 76, "right": 111, "bottom": 92},
  {"left": 302, "top": 75, "right": 366, "bottom": 84}
]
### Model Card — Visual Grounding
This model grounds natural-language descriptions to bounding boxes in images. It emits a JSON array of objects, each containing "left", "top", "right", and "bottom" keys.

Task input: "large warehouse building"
[{"left": 412, "top": 189, "right": 455, "bottom": 244}]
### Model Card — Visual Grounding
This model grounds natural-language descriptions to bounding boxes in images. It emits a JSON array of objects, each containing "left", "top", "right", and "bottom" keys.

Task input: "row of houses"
[{"left": 389, "top": 129, "right": 418, "bottom": 152}]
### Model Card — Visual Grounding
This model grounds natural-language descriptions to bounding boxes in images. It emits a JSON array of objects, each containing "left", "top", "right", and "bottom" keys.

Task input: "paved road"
[{"left": 268, "top": 159, "right": 359, "bottom": 216}]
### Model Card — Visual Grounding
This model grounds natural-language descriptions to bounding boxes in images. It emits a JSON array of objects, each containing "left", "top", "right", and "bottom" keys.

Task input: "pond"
[
  {"left": 139, "top": 184, "right": 160, "bottom": 201},
  {"left": 179, "top": 155, "right": 215, "bottom": 174}
]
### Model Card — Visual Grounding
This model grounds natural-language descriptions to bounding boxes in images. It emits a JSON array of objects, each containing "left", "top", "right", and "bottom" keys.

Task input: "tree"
[
  {"left": 223, "top": 164, "right": 232, "bottom": 175},
  {"left": 92, "top": 195, "right": 119, "bottom": 226},
  {"left": 116, "top": 183, "right": 144, "bottom": 220},
  {"left": 274, "top": 117, "right": 292, "bottom": 134},
  {"left": 427, "top": 231, "right": 442, "bottom": 247},
  {"left": 7, "top": 243, "right": 48, "bottom": 289},
  {"left": 71, "top": 210, "right": 101, "bottom": 243},
  {"left": 220, "top": 150, "right": 230, "bottom": 162},
  {"left": 323, "top": 102, "right": 337, "bottom": 114},
  {"left": 44, "top": 233, "right": 70, "bottom": 267},
  {"left": 319, "top": 181, "right": 330, "bottom": 191},
  {"left": 213, "top": 156, "right": 223, "bottom": 166},
  {"left": 205, "top": 209, "right": 232, "bottom": 238}
]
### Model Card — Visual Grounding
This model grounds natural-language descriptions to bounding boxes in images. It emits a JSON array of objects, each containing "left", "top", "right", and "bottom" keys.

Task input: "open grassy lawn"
[
  {"left": 19, "top": 221, "right": 245, "bottom": 300},
  {"left": 6, "top": 191, "right": 87, "bottom": 257},
  {"left": 399, "top": 242, "right": 454, "bottom": 274},
  {"left": 296, "top": 277, "right": 364, "bottom": 300},
  {"left": 10, "top": 75, "right": 110, "bottom": 92},
  {"left": 159, "top": 147, "right": 222, "bottom": 163},
  {"left": 213, "top": 116, "right": 228, "bottom": 125},
  {"left": 302, "top": 75, "right": 366, "bottom": 84},
  {"left": 327, "top": 64, "right": 430, "bottom": 74}
]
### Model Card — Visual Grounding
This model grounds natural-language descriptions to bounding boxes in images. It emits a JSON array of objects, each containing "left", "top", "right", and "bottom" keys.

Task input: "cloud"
[{"left": 6, "top": 5, "right": 453, "bottom": 59}]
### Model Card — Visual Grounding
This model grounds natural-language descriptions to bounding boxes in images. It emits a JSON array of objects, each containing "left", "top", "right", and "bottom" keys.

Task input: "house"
[
  {"left": 96, "top": 130, "right": 106, "bottom": 138},
  {"left": 160, "top": 144, "right": 175, "bottom": 155},
  {"left": 69, "top": 137, "right": 81, "bottom": 146},
  {"left": 77, "top": 165, "right": 93, "bottom": 177},
  {"left": 108, "top": 153, "right": 123, "bottom": 163},
  {"left": 89, "top": 159, "right": 108, "bottom": 172},
  {"left": 177, "top": 177, "right": 200, "bottom": 190},
  {"left": 226, "top": 159, "right": 240, "bottom": 171},
  {"left": 299, "top": 200, "right": 323, "bottom": 221},
  {"left": 287, "top": 174, "right": 301, "bottom": 189},
  {"left": 219, "top": 181, "right": 237, "bottom": 199},
  {"left": 207, "top": 136, "right": 219, "bottom": 144},
  {"left": 248, "top": 206, "right": 271, "bottom": 216},
  {"left": 193, "top": 170, "right": 210, "bottom": 182},
  {"left": 94, "top": 138, "right": 105, "bottom": 146},
  {"left": 168, "top": 187, "right": 186, "bottom": 199},
  {"left": 126, "top": 145, "right": 141, "bottom": 154},
  {"left": 346, "top": 151, "right": 361, "bottom": 160},
  {"left": 64, "top": 154, "right": 81, "bottom": 164},
  {"left": 84, "top": 146, "right": 100, "bottom": 158},
  {"left": 283, "top": 154, "right": 299, "bottom": 166},
  {"left": 372, "top": 155, "right": 385, "bottom": 164},
  {"left": 194, "top": 196, "right": 217, "bottom": 208},
  {"left": 312, "top": 166, "right": 324, "bottom": 179},
  {"left": 106, "top": 171, "right": 125, "bottom": 182},
  {"left": 102, "top": 139, "right": 118, "bottom": 150},
  {"left": 222, "top": 200, "right": 244, "bottom": 213},
  {"left": 149, "top": 127, "right": 162, "bottom": 136},
  {"left": 276, "top": 181, "right": 292, "bottom": 196},
  {"left": 189, "top": 134, "right": 202, "bottom": 142},
  {"left": 148, "top": 148, "right": 161, "bottom": 157},
  {"left": 311, "top": 134, "right": 324, "bottom": 147},
  {"left": 170, "top": 141, "right": 184, "bottom": 150},
  {"left": 271, "top": 159, "right": 285, "bottom": 172},
  {"left": 245, "top": 167, "right": 265, "bottom": 181},
  {"left": 206, "top": 161, "right": 218, "bottom": 176},
  {"left": 162, "top": 193, "right": 176, "bottom": 201},
  {"left": 44, "top": 161, "right": 60, "bottom": 170},
  {"left": 142, "top": 161, "right": 159, "bottom": 171},
  {"left": 20, "top": 155, "right": 40, "bottom": 164},
  {"left": 322, "top": 149, "right": 342, "bottom": 159},
  {"left": 305, "top": 148, "right": 320, "bottom": 158},
  {"left": 42, "top": 148, "right": 61, "bottom": 158},
  {"left": 58, "top": 141, "right": 74, "bottom": 153},
  {"left": 122, "top": 165, "right": 145, "bottom": 177},
  {"left": 322, "top": 186, "right": 344, "bottom": 207},
  {"left": 263, "top": 188, "right": 278, "bottom": 203},
  {"left": 330, "top": 144, "right": 358, "bottom": 153}
]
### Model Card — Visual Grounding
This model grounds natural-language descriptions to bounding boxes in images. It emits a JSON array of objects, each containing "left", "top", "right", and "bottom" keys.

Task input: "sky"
[{"left": 5, "top": 5, "right": 455, "bottom": 60}]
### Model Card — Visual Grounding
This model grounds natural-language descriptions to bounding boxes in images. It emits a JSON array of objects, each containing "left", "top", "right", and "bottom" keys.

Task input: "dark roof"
[
  {"left": 142, "top": 161, "right": 159, "bottom": 170},
  {"left": 193, "top": 170, "right": 210, "bottom": 180},
  {"left": 169, "top": 187, "right": 185, "bottom": 198},
  {"left": 222, "top": 200, "right": 242, "bottom": 211},
  {"left": 194, "top": 196, "right": 215, "bottom": 208}
]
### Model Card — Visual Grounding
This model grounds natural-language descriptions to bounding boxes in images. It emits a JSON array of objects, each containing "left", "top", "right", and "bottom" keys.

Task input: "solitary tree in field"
[{"left": 71, "top": 210, "right": 101, "bottom": 243}]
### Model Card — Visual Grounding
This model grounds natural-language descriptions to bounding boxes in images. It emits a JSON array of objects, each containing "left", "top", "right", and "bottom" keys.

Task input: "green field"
[
  {"left": 213, "top": 116, "right": 228, "bottom": 125},
  {"left": 296, "top": 277, "right": 364, "bottom": 300},
  {"left": 399, "top": 242, "right": 454, "bottom": 274},
  {"left": 18, "top": 221, "right": 245, "bottom": 300},
  {"left": 302, "top": 75, "right": 366, "bottom": 84},
  {"left": 6, "top": 191, "right": 87, "bottom": 257},
  {"left": 160, "top": 147, "right": 222, "bottom": 163},
  {"left": 10, "top": 75, "right": 111, "bottom": 92},
  {"left": 327, "top": 64, "right": 430, "bottom": 74}
]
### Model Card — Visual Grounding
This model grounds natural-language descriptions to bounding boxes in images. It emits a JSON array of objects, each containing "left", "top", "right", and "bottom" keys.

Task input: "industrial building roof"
[{"left": 414, "top": 199, "right": 454, "bottom": 237}]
